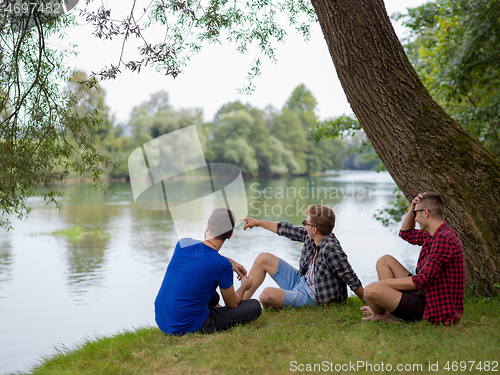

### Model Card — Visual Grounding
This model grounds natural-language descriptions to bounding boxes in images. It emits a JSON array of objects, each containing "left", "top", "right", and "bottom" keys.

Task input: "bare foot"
[
  {"left": 361, "top": 305, "right": 373, "bottom": 316},
  {"left": 361, "top": 309, "right": 400, "bottom": 323}
]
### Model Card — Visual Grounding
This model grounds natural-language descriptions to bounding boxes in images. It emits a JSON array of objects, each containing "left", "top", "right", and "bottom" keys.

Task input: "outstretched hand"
[{"left": 239, "top": 217, "right": 260, "bottom": 231}]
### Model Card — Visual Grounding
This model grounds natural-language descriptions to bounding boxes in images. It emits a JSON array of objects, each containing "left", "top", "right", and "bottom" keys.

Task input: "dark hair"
[
  {"left": 305, "top": 204, "right": 335, "bottom": 235},
  {"left": 419, "top": 192, "right": 445, "bottom": 219},
  {"left": 207, "top": 208, "right": 236, "bottom": 240}
]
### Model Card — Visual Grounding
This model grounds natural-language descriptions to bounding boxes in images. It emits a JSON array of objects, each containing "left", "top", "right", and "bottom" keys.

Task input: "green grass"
[
  {"left": 51, "top": 225, "right": 110, "bottom": 242},
  {"left": 14, "top": 296, "right": 500, "bottom": 375}
]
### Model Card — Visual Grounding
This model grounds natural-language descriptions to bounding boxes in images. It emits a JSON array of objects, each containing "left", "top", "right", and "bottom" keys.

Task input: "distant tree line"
[{"left": 67, "top": 73, "right": 377, "bottom": 180}]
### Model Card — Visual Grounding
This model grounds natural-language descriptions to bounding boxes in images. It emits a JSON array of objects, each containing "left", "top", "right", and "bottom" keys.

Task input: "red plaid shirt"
[{"left": 400, "top": 223, "right": 465, "bottom": 325}]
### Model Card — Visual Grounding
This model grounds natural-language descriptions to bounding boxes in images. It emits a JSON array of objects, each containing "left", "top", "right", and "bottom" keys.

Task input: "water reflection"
[
  {"left": 127, "top": 208, "right": 177, "bottom": 272},
  {"left": 56, "top": 205, "right": 112, "bottom": 301},
  {"left": 54, "top": 185, "right": 177, "bottom": 290},
  {"left": 245, "top": 174, "right": 382, "bottom": 223},
  {"left": 0, "top": 237, "right": 13, "bottom": 291},
  {"left": 60, "top": 234, "right": 109, "bottom": 300}
]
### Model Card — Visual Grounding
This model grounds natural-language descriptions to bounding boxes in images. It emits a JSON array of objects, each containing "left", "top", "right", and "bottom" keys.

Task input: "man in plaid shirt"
[
  {"left": 362, "top": 192, "right": 465, "bottom": 325},
  {"left": 241, "top": 204, "right": 364, "bottom": 308}
]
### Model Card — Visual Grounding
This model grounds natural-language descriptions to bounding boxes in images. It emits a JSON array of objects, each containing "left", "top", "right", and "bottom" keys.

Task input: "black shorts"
[{"left": 391, "top": 289, "right": 426, "bottom": 321}]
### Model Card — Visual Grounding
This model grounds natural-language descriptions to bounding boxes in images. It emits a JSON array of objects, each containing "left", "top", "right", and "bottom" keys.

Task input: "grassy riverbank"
[{"left": 17, "top": 296, "right": 500, "bottom": 375}]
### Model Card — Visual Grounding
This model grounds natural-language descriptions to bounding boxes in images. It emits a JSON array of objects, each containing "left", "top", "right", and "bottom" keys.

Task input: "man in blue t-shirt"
[{"left": 155, "top": 208, "right": 261, "bottom": 335}]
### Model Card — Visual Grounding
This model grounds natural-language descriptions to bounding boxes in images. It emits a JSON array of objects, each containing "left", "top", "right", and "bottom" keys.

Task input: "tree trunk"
[{"left": 310, "top": 0, "right": 500, "bottom": 295}]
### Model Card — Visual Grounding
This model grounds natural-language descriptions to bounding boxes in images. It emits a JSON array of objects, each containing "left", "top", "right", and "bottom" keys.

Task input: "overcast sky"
[{"left": 57, "top": 0, "right": 427, "bottom": 124}]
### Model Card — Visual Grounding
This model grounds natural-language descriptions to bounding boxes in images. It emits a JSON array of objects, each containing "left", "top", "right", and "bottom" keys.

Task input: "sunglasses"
[
  {"left": 412, "top": 208, "right": 431, "bottom": 217},
  {"left": 302, "top": 220, "right": 316, "bottom": 228}
]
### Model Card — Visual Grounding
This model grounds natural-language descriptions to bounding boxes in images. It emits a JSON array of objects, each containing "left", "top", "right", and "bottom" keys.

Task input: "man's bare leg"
[
  {"left": 360, "top": 255, "right": 408, "bottom": 322},
  {"left": 361, "top": 282, "right": 402, "bottom": 323},
  {"left": 243, "top": 253, "right": 280, "bottom": 300},
  {"left": 259, "top": 287, "right": 285, "bottom": 309},
  {"left": 376, "top": 255, "right": 411, "bottom": 280}
]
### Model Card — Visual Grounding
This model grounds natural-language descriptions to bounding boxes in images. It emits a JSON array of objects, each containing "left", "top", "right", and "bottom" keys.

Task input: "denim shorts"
[{"left": 271, "top": 259, "right": 316, "bottom": 307}]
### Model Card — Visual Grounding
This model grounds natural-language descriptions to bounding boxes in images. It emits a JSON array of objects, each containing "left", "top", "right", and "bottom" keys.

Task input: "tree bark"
[{"left": 310, "top": 0, "right": 500, "bottom": 295}]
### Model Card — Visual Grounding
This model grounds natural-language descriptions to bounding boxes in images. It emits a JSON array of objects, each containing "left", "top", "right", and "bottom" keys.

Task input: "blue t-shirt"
[{"left": 154, "top": 238, "right": 233, "bottom": 335}]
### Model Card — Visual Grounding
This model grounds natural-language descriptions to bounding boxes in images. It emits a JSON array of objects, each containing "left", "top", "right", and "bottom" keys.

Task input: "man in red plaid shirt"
[{"left": 361, "top": 192, "right": 465, "bottom": 325}]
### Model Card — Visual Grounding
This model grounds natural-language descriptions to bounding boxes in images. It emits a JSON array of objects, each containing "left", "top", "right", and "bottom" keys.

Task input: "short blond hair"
[{"left": 305, "top": 204, "right": 335, "bottom": 235}]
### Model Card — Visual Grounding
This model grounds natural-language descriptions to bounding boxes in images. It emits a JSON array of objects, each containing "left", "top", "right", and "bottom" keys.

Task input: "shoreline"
[{"left": 40, "top": 168, "right": 378, "bottom": 186}]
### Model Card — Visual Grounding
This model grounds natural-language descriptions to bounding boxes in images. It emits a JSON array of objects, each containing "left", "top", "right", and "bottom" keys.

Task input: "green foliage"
[
  {"left": 342, "top": 132, "right": 381, "bottom": 171},
  {"left": 82, "top": 0, "right": 317, "bottom": 92},
  {"left": 124, "top": 90, "right": 205, "bottom": 177},
  {"left": 209, "top": 102, "right": 288, "bottom": 175},
  {"left": 67, "top": 72, "right": 114, "bottom": 141},
  {"left": 311, "top": 113, "right": 380, "bottom": 170},
  {"left": 207, "top": 84, "right": 347, "bottom": 176},
  {"left": 399, "top": 0, "right": 500, "bottom": 157},
  {"left": 211, "top": 108, "right": 262, "bottom": 174},
  {"left": 270, "top": 107, "right": 308, "bottom": 173},
  {"left": 285, "top": 83, "right": 317, "bottom": 129},
  {"left": 66, "top": 71, "right": 128, "bottom": 178},
  {"left": 0, "top": 11, "right": 116, "bottom": 231},
  {"left": 374, "top": 188, "right": 409, "bottom": 228},
  {"left": 69, "top": 84, "right": 346, "bottom": 183},
  {"left": 282, "top": 85, "right": 347, "bottom": 174},
  {"left": 128, "top": 90, "right": 204, "bottom": 145},
  {"left": 267, "top": 135, "right": 301, "bottom": 175},
  {"left": 311, "top": 113, "right": 362, "bottom": 141},
  {"left": 305, "top": 137, "right": 346, "bottom": 174}
]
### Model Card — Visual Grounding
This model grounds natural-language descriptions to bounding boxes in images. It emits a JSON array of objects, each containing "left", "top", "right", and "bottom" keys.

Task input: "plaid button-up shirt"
[
  {"left": 277, "top": 221, "right": 362, "bottom": 304},
  {"left": 400, "top": 223, "right": 466, "bottom": 325}
]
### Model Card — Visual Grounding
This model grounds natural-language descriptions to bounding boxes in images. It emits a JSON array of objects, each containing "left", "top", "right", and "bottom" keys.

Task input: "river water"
[{"left": 0, "top": 171, "right": 419, "bottom": 374}]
